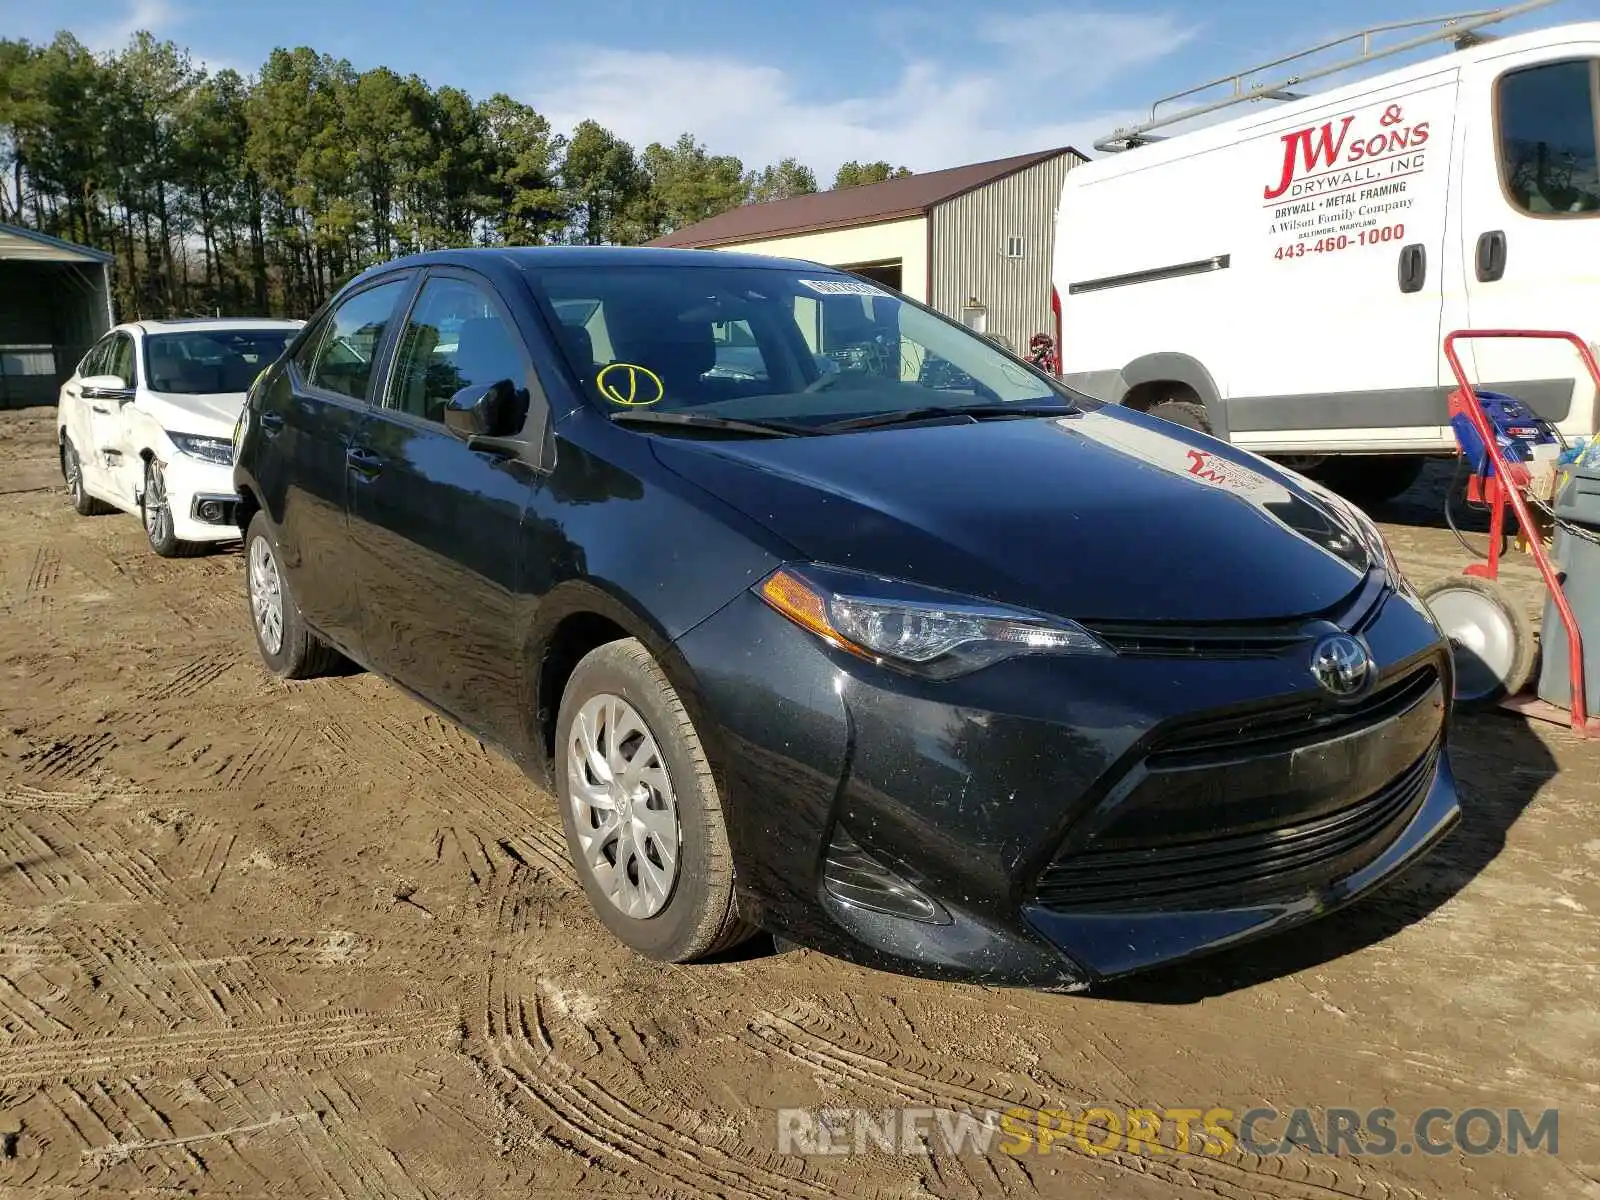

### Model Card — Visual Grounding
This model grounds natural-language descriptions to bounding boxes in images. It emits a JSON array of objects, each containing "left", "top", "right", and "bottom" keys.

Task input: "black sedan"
[{"left": 231, "top": 246, "right": 1458, "bottom": 990}]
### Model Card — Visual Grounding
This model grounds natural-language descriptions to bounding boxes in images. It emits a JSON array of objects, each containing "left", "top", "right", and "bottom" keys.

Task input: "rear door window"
[{"left": 303, "top": 278, "right": 409, "bottom": 401}]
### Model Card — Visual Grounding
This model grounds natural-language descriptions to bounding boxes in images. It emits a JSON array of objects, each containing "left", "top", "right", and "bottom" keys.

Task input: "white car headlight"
[
  {"left": 756, "top": 565, "right": 1111, "bottom": 678},
  {"left": 169, "top": 432, "right": 234, "bottom": 466}
]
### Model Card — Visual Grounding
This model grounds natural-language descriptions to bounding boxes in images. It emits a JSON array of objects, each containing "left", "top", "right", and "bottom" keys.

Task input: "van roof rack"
[{"left": 1093, "top": 0, "right": 1557, "bottom": 153}]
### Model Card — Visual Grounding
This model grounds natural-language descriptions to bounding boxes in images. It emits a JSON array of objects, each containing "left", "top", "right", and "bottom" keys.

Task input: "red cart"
[{"left": 1419, "top": 329, "right": 1600, "bottom": 737}]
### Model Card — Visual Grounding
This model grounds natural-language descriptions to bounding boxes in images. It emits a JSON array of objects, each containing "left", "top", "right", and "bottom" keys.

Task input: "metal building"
[
  {"left": 647, "top": 147, "right": 1084, "bottom": 356},
  {"left": 0, "top": 223, "right": 115, "bottom": 410}
]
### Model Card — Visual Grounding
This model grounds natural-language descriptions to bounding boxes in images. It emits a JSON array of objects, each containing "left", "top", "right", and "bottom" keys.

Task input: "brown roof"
[{"left": 646, "top": 146, "right": 1082, "bottom": 248}]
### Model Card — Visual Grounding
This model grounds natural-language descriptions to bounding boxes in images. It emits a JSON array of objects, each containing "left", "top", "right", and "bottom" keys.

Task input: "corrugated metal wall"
[
  {"left": 0, "top": 260, "right": 112, "bottom": 409},
  {"left": 929, "top": 151, "right": 1084, "bottom": 356}
]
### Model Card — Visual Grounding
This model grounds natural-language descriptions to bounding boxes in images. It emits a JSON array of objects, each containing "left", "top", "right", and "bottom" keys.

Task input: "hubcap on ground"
[
  {"left": 248, "top": 536, "right": 284, "bottom": 655},
  {"left": 567, "top": 693, "right": 680, "bottom": 919},
  {"left": 1426, "top": 584, "right": 1520, "bottom": 701},
  {"left": 144, "top": 463, "right": 168, "bottom": 539}
]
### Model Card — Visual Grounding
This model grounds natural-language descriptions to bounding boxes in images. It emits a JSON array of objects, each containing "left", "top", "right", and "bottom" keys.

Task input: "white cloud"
[
  {"left": 527, "top": 8, "right": 1196, "bottom": 177},
  {"left": 82, "top": 0, "right": 178, "bottom": 54}
]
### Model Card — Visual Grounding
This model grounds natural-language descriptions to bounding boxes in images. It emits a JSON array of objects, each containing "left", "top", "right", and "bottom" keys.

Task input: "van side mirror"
[{"left": 444, "top": 378, "right": 522, "bottom": 440}]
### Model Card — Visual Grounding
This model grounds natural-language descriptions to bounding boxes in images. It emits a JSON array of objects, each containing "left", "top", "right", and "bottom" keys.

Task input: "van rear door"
[{"left": 1450, "top": 39, "right": 1600, "bottom": 441}]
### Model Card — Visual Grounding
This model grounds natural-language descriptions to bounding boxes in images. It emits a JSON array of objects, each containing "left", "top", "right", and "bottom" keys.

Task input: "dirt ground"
[{"left": 0, "top": 404, "right": 1596, "bottom": 1200}]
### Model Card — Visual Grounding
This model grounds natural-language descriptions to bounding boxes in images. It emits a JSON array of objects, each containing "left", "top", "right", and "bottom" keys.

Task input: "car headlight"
[
  {"left": 756, "top": 564, "right": 1111, "bottom": 679},
  {"left": 169, "top": 432, "right": 234, "bottom": 466}
]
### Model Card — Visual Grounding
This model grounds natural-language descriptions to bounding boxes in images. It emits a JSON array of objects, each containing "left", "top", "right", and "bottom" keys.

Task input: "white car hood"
[{"left": 142, "top": 391, "right": 246, "bottom": 440}]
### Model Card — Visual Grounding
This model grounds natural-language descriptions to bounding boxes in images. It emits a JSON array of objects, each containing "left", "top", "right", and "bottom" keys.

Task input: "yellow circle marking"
[{"left": 597, "top": 362, "right": 665, "bottom": 406}]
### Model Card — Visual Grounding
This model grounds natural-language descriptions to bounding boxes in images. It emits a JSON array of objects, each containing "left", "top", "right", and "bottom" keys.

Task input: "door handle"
[
  {"left": 346, "top": 447, "right": 383, "bottom": 477},
  {"left": 90, "top": 405, "right": 110, "bottom": 414},
  {"left": 1476, "top": 230, "right": 1507, "bottom": 282},
  {"left": 258, "top": 411, "right": 285, "bottom": 433},
  {"left": 1397, "top": 243, "right": 1427, "bottom": 294}
]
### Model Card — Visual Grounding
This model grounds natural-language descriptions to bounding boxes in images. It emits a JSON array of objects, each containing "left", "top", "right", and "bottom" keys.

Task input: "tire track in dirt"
[
  {"left": 746, "top": 1008, "right": 1423, "bottom": 1200},
  {"left": 0, "top": 811, "right": 173, "bottom": 910},
  {"left": 0, "top": 785, "right": 99, "bottom": 811},
  {"left": 18, "top": 733, "right": 117, "bottom": 784},
  {"left": 135, "top": 652, "right": 236, "bottom": 703},
  {"left": 0, "top": 1005, "right": 462, "bottom": 1086},
  {"left": 467, "top": 950, "right": 849, "bottom": 1200},
  {"left": 366, "top": 714, "right": 580, "bottom": 896}
]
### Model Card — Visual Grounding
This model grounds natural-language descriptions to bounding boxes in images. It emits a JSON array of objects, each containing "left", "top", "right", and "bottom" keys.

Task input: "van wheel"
[
  {"left": 244, "top": 511, "right": 343, "bottom": 679},
  {"left": 1314, "top": 455, "right": 1427, "bottom": 507},
  {"left": 556, "top": 637, "right": 756, "bottom": 964},
  {"left": 1145, "top": 397, "right": 1212, "bottom": 434}
]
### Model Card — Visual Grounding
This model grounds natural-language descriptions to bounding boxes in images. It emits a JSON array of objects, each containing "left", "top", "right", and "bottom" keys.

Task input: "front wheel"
[
  {"left": 143, "top": 459, "right": 206, "bottom": 558},
  {"left": 1145, "top": 396, "right": 1212, "bottom": 434},
  {"left": 555, "top": 638, "right": 756, "bottom": 963},
  {"left": 244, "top": 511, "right": 343, "bottom": 679}
]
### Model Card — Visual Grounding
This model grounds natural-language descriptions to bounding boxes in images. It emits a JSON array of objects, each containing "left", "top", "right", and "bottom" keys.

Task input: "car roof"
[
  {"left": 342, "top": 244, "right": 838, "bottom": 291},
  {"left": 123, "top": 317, "right": 305, "bottom": 336}
]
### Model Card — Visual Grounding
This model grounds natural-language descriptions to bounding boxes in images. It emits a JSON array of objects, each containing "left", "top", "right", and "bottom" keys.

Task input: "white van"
[{"left": 1052, "top": 11, "right": 1600, "bottom": 502}]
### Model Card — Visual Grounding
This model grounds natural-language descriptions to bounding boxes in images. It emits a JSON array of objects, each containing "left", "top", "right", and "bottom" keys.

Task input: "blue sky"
[{"left": 2, "top": 0, "right": 1589, "bottom": 176}]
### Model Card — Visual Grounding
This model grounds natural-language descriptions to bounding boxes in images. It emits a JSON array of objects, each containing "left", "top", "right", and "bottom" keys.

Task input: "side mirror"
[
  {"left": 443, "top": 378, "right": 523, "bottom": 441},
  {"left": 80, "top": 373, "right": 131, "bottom": 398}
]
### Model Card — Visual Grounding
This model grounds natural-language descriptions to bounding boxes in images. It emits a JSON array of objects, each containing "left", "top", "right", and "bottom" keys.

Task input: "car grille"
[
  {"left": 1033, "top": 742, "right": 1439, "bottom": 912},
  {"left": 1032, "top": 660, "right": 1445, "bottom": 913}
]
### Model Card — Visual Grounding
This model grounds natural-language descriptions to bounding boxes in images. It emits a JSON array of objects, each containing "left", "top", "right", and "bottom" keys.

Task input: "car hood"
[
  {"left": 648, "top": 407, "right": 1376, "bottom": 624},
  {"left": 141, "top": 391, "right": 245, "bottom": 439}
]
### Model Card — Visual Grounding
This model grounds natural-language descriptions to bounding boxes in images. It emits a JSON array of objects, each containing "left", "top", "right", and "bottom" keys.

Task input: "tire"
[
  {"left": 1420, "top": 575, "right": 1536, "bottom": 706},
  {"left": 1313, "top": 454, "right": 1427, "bottom": 507},
  {"left": 1144, "top": 396, "right": 1212, "bottom": 434},
  {"left": 61, "top": 438, "right": 113, "bottom": 516},
  {"left": 142, "top": 459, "right": 207, "bottom": 558},
  {"left": 244, "top": 510, "right": 343, "bottom": 679},
  {"left": 555, "top": 637, "right": 756, "bottom": 963}
]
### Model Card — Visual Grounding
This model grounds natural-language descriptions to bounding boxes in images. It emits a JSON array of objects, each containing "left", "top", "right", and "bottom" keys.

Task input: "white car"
[{"left": 57, "top": 318, "right": 302, "bottom": 556}]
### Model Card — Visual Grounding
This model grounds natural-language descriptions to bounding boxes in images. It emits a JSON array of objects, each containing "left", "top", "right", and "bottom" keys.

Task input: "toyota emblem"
[{"left": 1310, "top": 634, "right": 1374, "bottom": 698}]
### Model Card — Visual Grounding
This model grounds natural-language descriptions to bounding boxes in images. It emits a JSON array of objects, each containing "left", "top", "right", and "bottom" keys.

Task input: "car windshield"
[
  {"left": 144, "top": 329, "right": 295, "bottom": 395},
  {"left": 525, "top": 264, "right": 1079, "bottom": 429}
]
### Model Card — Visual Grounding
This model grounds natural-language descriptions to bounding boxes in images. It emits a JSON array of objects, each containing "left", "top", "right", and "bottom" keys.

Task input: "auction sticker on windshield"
[{"left": 798, "top": 279, "right": 886, "bottom": 296}]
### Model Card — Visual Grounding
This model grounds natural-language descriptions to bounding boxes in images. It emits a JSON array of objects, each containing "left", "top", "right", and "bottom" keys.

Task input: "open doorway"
[{"left": 841, "top": 259, "right": 903, "bottom": 292}]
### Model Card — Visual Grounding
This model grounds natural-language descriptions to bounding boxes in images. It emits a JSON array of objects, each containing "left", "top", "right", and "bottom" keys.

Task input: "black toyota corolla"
[{"left": 232, "top": 246, "right": 1458, "bottom": 990}]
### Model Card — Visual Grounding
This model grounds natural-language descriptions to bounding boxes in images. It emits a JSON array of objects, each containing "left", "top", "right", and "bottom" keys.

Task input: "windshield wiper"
[
  {"left": 814, "top": 402, "right": 1079, "bottom": 434},
  {"left": 609, "top": 410, "right": 814, "bottom": 438}
]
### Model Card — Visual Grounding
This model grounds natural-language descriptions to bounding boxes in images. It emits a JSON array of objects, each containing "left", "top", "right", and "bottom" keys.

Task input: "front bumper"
[
  {"left": 155, "top": 453, "right": 242, "bottom": 543},
  {"left": 675, "top": 578, "right": 1459, "bottom": 989}
]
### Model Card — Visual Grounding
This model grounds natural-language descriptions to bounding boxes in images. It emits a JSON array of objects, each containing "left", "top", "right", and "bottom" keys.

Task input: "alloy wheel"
[
  {"left": 65, "top": 446, "right": 83, "bottom": 505},
  {"left": 248, "top": 536, "right": 285, "bottom": 655},
  {"left": 567, "top": 693, "right": 681, "bottom": 918},
  {"left": 143, "top": 462, "right": 169, "bottom": 541}
]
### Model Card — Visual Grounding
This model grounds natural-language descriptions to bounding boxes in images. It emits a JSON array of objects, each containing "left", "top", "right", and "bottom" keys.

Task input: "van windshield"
[{"left": 525, "top": 264, "right": 1077, "bottom": 428}]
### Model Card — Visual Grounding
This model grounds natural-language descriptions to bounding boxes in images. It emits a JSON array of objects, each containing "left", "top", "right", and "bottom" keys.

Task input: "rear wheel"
[
  {"left": 62, "top": 438, "right": 112, "bottom": 516},
  {"left": 244, "top": 511, "right": 343, "bottom": 679},
  {"left": 1420, "top": 575, "right": 1536, "bottom": 706},
  {"left": 1144, "top": 396, "right": 1212, "bottom": 434},
  {"left": 142, "top": 459, "right": 206, "bottom": 558},
  {"left": 555, "top": 637, "right": 756, "bottom": 963}
]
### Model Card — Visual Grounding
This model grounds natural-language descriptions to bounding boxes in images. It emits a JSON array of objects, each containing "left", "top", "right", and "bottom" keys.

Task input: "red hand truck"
[{"left": 1431, "top": 329, "right": 1600, "bottom": 737}]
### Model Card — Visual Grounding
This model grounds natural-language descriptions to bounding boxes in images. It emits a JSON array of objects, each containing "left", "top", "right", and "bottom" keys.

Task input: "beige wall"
[{"left": 708, "top": 217, "right": 930, "bottom": 304}]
